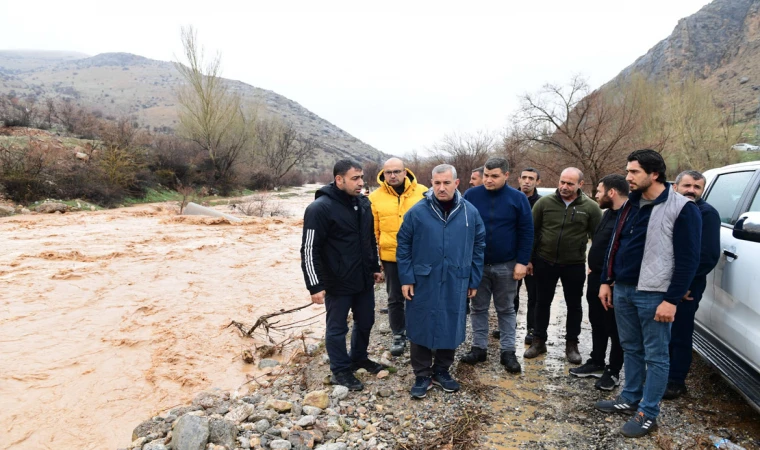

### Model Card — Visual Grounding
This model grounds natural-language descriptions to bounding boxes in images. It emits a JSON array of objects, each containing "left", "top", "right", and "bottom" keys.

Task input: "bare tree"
[
  {"left": 175, "top": 26, "right": 250, "bottom": 190},
  {"left": 429, "top": 130, "right": 494, "bottom": 190},
  {"left": 513, "top": 75, "right": 644, "bottom": 195},
  {"left": 253, "top": 118, "right": 317, "bottom": 183}
]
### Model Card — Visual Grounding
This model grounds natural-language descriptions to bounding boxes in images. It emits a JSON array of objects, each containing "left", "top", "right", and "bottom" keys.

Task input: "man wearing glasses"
[{"left": 369, "top": 157, "right": 428, "bottom": 356}]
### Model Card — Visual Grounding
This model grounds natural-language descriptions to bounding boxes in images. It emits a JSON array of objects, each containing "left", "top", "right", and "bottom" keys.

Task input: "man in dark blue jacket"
[
  {"left": 300, "top": 159, "right": 385, "bottom": 392},
  {"left": 460, "top": 157, "right": 533, "bottom": 373},
  {"left": 595, "top": 150, "right": 702, "bottom": 438},
  {"left": 664, "top": 170, "right": 721, "bottom": 399}
]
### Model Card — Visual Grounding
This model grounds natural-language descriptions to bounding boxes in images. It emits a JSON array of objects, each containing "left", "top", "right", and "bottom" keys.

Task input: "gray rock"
[
  {"left": 132, "top": 418, "right": 171, "bottom": 441},
  {"left": 248, "top": 409, "right": 278, "bottom": 422},
  {"left": 270, "top": 439, "right": 292, "bottom": 449},
  {"left": 34, "top": 202, "right": 67, "bottom": 213},
  {"left": 142, "top": 440, "right": 168, "bottom": 450},
  {"left": 0, "top": 205, "right": 14, "bottom": 217},
  {"left": 258, "top": 358, "right": 280, "bottom": 369},
  {"left": 323, "top": 443, "right": 348, "bottom": 450},
  {"left": 321, "top": 354, "right": 330, "bottom": 364},
  {"left": 208, "top": 418, "right": 237, "bottom": 449},
  {"left": 296, "top": 415, "right": 315, "bottom": 427},
  {"left": 331, "top": 386, "right": 349, "bottom": 400},
  {"left": 170, "top": 415, "right": 209, "bottom": 450},
  {"left": 424, "top": 421, "right": 435, "bottom": 430},
  {"left": 291, "top": 402, "right": 302, "bottom": 417},
  {"left": 377, "top": 387, "right": 392, "bottom": 398},
  {"left": 302, "top": 406, "right": 322, "bottom": 416},
  {"left": 237, "top": 435, "right": 252, "bottom": 449},
  {"left": 193, "top": 391, "right": 228, "bottom": 410},
  {"left": 169, "top": 405, "right": 203, "bottom": 417},
  {"left": 740, "top": 76, "right": 750, "bottom": 84},
  {"left": 241, "top": 394, "right": 263, "bottom": 404},
  {"left": 254, "top": 419, "right": 271, "bottom": 433},
  {"left": 306, "top": 343, "right": 320, "bottom": 356},
  {"left": 224, "top": 403, "right": 255, "bottom": 424}
]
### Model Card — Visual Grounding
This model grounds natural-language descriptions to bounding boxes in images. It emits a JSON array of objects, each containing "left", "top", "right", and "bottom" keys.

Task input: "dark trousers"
[
  {"left": 587, "top": 271, "right": 624, "bottom": 373},
  {"left": 325, "top": 288, "right": 375, "bottom": 374},
  {"left": 383, "top": 261, "right": 406, "bottom": 337},
  {"left": 668, "top": 293, "right": 703, "bottom": 385},
  {"left": 410, "top": 342, "right": 456, "bottom": 377},
  {"left": 533, "top": 257, "right": 585, "bottom": 341},
  {"left": 514, "top": 274, "right": 538, "bottom": 331}
]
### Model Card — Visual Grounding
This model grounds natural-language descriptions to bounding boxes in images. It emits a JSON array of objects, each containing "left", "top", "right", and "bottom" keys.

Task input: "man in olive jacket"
[
  {"left": 524, "top": 167, "right": 602, "bottom": 364},
  {"left": 369, "top": 157, "right": 428, "bottom": 357}
]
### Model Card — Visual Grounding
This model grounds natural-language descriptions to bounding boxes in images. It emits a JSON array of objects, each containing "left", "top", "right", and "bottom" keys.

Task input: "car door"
[{"left": 702, "top": 169, "right": 759, "bottom": 363}]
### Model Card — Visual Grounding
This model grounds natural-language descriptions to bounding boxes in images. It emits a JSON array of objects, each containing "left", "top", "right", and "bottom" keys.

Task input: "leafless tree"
[
  {"left": 253, "top": 118, "right": 317, "bottom": 183},
  {"left": 429, "top": 130, "right": 494, "bottom": 189}
]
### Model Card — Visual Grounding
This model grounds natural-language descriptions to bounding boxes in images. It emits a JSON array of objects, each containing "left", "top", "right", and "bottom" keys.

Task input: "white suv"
[{"left": 697, "top": 161, "right": 760, "bottom": 411}]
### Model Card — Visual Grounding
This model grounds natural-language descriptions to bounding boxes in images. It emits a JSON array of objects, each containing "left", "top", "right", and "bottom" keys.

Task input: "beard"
[{"left": 598, "top": 194, "right": 613, "bottom": 209}]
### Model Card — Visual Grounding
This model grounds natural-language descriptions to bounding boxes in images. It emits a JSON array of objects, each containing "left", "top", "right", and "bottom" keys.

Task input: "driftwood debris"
[{"left": 228, "top": 302, "right": 315, "bottom": 337}]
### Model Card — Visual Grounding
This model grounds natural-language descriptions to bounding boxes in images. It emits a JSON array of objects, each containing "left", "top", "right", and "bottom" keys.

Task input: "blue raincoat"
[{"left": 396, "top": 190, "right": 485, "bottom": 349}]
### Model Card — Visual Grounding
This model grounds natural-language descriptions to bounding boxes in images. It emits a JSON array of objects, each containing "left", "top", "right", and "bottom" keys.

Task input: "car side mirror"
[{"left": 733, "top": 212, "right": 760, "bottom": 243}]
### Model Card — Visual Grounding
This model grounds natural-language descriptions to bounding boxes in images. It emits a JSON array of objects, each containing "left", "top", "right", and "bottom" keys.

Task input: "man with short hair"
[
  {"left": 460, "top": 157, "right": 533, "bottom": 373},
  {"left": 470, "top": 167, "right": 484, "bottom": 187},
  {"left": 397, "top": 164, "right": 485, "bottom": 398},
  {"left": 525, "top": 167, "right": 602, "bottom": 364},
  {"left": 663, "top": 170, "right": 720, "bottom": 399},
  {"left": 300, "top": 159, "right": 386, "bottom": 392},
  {"left": 516, "top": 167, "right": 542, "bottom": 344},
  {"left": 569, "top": 174, "right": 628, "bottom": 391},
  {"left": 369, "top": 158, "right": 428, "bottom": 357},
  {"left": 595, "top": 150, "right": 701, "bottom": 438}
]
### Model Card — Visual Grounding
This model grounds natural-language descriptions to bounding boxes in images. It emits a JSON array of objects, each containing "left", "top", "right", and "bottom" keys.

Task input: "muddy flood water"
[{"left": 0, "top": 187, "right": 323, "bottom": 450}]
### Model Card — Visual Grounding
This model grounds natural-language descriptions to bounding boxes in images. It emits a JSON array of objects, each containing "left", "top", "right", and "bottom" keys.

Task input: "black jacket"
[
  {"left": 526, "top": 190, "right": 541, "bottom": 208},
  {"left": 587, "top": 208, "right": 619, "bottom": 273},
  {"left": 300, "top": 183, "right": 380, "bottom": 295}
]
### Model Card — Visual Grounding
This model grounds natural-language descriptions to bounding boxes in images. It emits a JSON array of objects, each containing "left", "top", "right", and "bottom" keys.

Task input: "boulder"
[
  {"left": 34, "top": 202, "right": 67, "bottom": 214},
  {"left": 170, "top": 415, "right": 209, "bottom": 450},
  {"left": 0, "top": 205, "right": 14, "bottom": 216},
  {"left": 132, "top": 418, "right": 171, "bottom": 442},
  {"left": 192, "top": 390, "right": 228, "bottom": 410},
  {"left": 208, "top": 418, "right": 237, "bottom": 450}
]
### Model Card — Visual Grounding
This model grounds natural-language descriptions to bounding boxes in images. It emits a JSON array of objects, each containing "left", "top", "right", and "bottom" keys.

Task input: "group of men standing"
[{"left": 300, "top": 149, "right": 720, "bottom": 439}]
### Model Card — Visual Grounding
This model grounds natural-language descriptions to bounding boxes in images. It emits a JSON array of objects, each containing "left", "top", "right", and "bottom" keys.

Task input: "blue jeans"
[
  {"left": 613, "top": 283, "right": 672, "bottom": 418},
  {"left": 668, "top": 292, "right": 702, "bottom": 384},
  {"left": 470, "top": 261, "right": 518, "bottom": 351}
]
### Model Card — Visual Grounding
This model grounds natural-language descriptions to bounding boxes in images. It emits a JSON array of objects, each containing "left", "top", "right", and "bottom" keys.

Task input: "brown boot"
[
  {"left": 565, "top": 340, "right": 582, "bottom": 364},
  {"left": 523, "top": 336, "right": 547, "bottom": 359}
]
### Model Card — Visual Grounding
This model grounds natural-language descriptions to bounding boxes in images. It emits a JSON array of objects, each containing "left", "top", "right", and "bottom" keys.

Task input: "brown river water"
[{"left": 0, "top": 188, "right": 322, "bottom": 450}]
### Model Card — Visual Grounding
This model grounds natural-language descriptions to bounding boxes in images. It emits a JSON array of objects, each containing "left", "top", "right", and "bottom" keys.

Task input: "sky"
[{"left": 1, "top": 0, "right": 710, "bottom": 155}]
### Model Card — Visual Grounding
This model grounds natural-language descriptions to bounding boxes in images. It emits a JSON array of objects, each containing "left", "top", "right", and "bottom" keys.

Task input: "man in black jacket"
[
  {"left": 569, "top": 174, "right": 628, "bottom": 391},
  {"left": 300, "top": 159, "right": 385, "bottom": 391}
]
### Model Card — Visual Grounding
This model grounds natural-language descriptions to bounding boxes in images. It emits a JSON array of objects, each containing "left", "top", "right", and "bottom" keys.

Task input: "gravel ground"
[{"left": 301, "top": 281, "right": 760, "bottom": 449}]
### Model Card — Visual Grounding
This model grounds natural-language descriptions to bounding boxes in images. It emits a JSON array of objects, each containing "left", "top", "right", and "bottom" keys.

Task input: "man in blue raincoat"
[{"left": 396, "top": 164, "right": 486, "bottom": 399}]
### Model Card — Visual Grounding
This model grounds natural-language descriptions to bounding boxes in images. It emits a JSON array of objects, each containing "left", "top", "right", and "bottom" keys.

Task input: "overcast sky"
[{"left": 1, "top": 0, "right": 709, "bottom": 155}]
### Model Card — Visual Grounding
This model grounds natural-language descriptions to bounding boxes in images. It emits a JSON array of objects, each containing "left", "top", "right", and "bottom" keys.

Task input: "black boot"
[{"left": 460, "top": 346, "right": 487, "bottom": 365}]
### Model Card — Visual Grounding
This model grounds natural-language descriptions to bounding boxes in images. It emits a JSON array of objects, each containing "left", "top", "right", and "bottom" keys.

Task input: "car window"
[
  {"left": 704, "top": 171, "right": 755, "bottom": 225},
  {"left": 749, "top": 185, "right": 760, "bottom": 213}
]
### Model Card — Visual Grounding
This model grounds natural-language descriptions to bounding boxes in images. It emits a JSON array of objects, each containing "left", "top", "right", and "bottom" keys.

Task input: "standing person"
[
  {"left": 396, "top": 164, "right": 485, "bottom": 398},
  {"left": 569, "top": 174, "right": 628, "bottom": 391},
  {"left": 460, "top": 157, "right": 533, "bottom": 373},
  {"left": 663, "top": 170, "right": 720, "bottom": 399},
  {"left": 300, "top": 159, "right": 386, "bottom": 392},
  {"left": 369, "top": 157, "right": 428, "bottom": 357},
  {"left": 470, "top": 167, "right": 484, "bottom": 188},
  {"left": 515, "top": 167, "right": 542, "bottom": 344},
  {"left": 524, "top": 168, "right": 602, "bottom": 363},
  {"left": 595, "top": 150, "right": 701, "bottom": 438}
]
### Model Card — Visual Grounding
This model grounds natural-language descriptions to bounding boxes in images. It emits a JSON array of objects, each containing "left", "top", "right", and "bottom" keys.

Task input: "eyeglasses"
[{"left": 384, "top": 170, "right": 404, "bottom": 176}]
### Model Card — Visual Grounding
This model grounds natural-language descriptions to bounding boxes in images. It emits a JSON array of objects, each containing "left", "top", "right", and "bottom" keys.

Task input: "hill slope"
[
  {"left": 613, "top": 0, "right": 760, "bottom": 123},
  {"left": 0, "top": 51, "right": 386, "bottom": 166}
]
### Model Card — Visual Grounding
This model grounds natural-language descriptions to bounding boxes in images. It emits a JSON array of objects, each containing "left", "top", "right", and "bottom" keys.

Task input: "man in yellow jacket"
[{"left": 369, "top": 157, "right": 428, "bottom": 356}]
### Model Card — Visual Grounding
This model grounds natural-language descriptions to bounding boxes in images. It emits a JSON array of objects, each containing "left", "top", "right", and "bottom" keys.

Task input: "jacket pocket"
[{"left": 413, "top": 264, "right": 432, "bottom": 276}]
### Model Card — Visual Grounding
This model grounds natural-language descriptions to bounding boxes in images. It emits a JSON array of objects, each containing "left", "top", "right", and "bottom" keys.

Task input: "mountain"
[
  {"left": 0, "top": 50, "right": 386, "bottom": 167},
  {"left": 612, "top": 0, "right": 760, "bottom": 122}
]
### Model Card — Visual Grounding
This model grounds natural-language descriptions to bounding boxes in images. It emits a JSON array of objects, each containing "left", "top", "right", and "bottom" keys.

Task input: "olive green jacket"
[{"left": 532, "top": 189, "right": 602, "bottom": 265}]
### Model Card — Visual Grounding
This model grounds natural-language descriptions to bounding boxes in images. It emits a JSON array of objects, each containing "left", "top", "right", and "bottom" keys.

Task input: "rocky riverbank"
[{"left": 120, "top": 285, "right": 760, "bottom": 450}]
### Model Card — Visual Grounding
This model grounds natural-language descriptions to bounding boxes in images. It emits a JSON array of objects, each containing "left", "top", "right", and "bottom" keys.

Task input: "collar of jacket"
[
  {"left": 627, "top": 182, "right": 672, "bottom": 206},
  {"left": 377, "top": 168, "right": 419, "bottom": 196},
  {"left": 552, "top": 188, "right": 586, "bottom": 205},
  {"left": 318, "top": 182, "right": 358, "bottom": 208},
  {"left": 424, "top": 189, "right": 465, "bottom": 222}
]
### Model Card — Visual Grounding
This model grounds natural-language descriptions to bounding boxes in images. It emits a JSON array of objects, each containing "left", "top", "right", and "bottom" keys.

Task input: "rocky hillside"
[
  {"left": 0, "top": 51, "right": 386, "bottom": 166},
  {"left": 613, "top": 0, "right": 760, "bottom": 123}
]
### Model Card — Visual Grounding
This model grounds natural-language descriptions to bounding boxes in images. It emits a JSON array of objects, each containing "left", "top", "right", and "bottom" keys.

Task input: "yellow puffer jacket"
[{"left": 369, "top": 168, "right": 428, "bottom": 262}]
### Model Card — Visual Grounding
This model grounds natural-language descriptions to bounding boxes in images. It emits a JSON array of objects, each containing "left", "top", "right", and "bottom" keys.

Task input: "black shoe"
[
  {"left": 594, "top": 396, "right": 639, "bottom": 415},
  {"left": 379, "top": 308, "right": 388, "bottom": 314},
  {"left": 569, "top": 359, "right": 604, "bottom": 378},
  {"left": 524, "top": 329, "right": 534, "bottom": 345},
  {"left": 500, "top": 350, "right": 521, "bottom": 373},
  {"left": 662, "top": 381, "right": 687, "bottom": 400},
  {"left": 621, "top": 411, "right": 658, "bottom": 438},
  {"left": 595, "top": 368, "right": 620, "bottom": 391},
  {"left": 330, "top": 371, "right": 364, "bottom": 391},
  {"left": 389, "top": 334, "right": 406, "bottom": 357},
  {"left": 491, "top": 330, "right": 500, "bottom": 339},
  {"left": 460, "top": 346, "right": 487, "bottom": 365},
  {"left": 351, "top": 359, "right": 388, "bottom": 374},
  {"left": 523, "top": 337, "right": 547, "bottom": 359},
  {"left": 432, "top": 371, "right": 460, "bottom": 392},
  {"left": 410, "top": 376, "right": 433, "bottom": 398}
]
